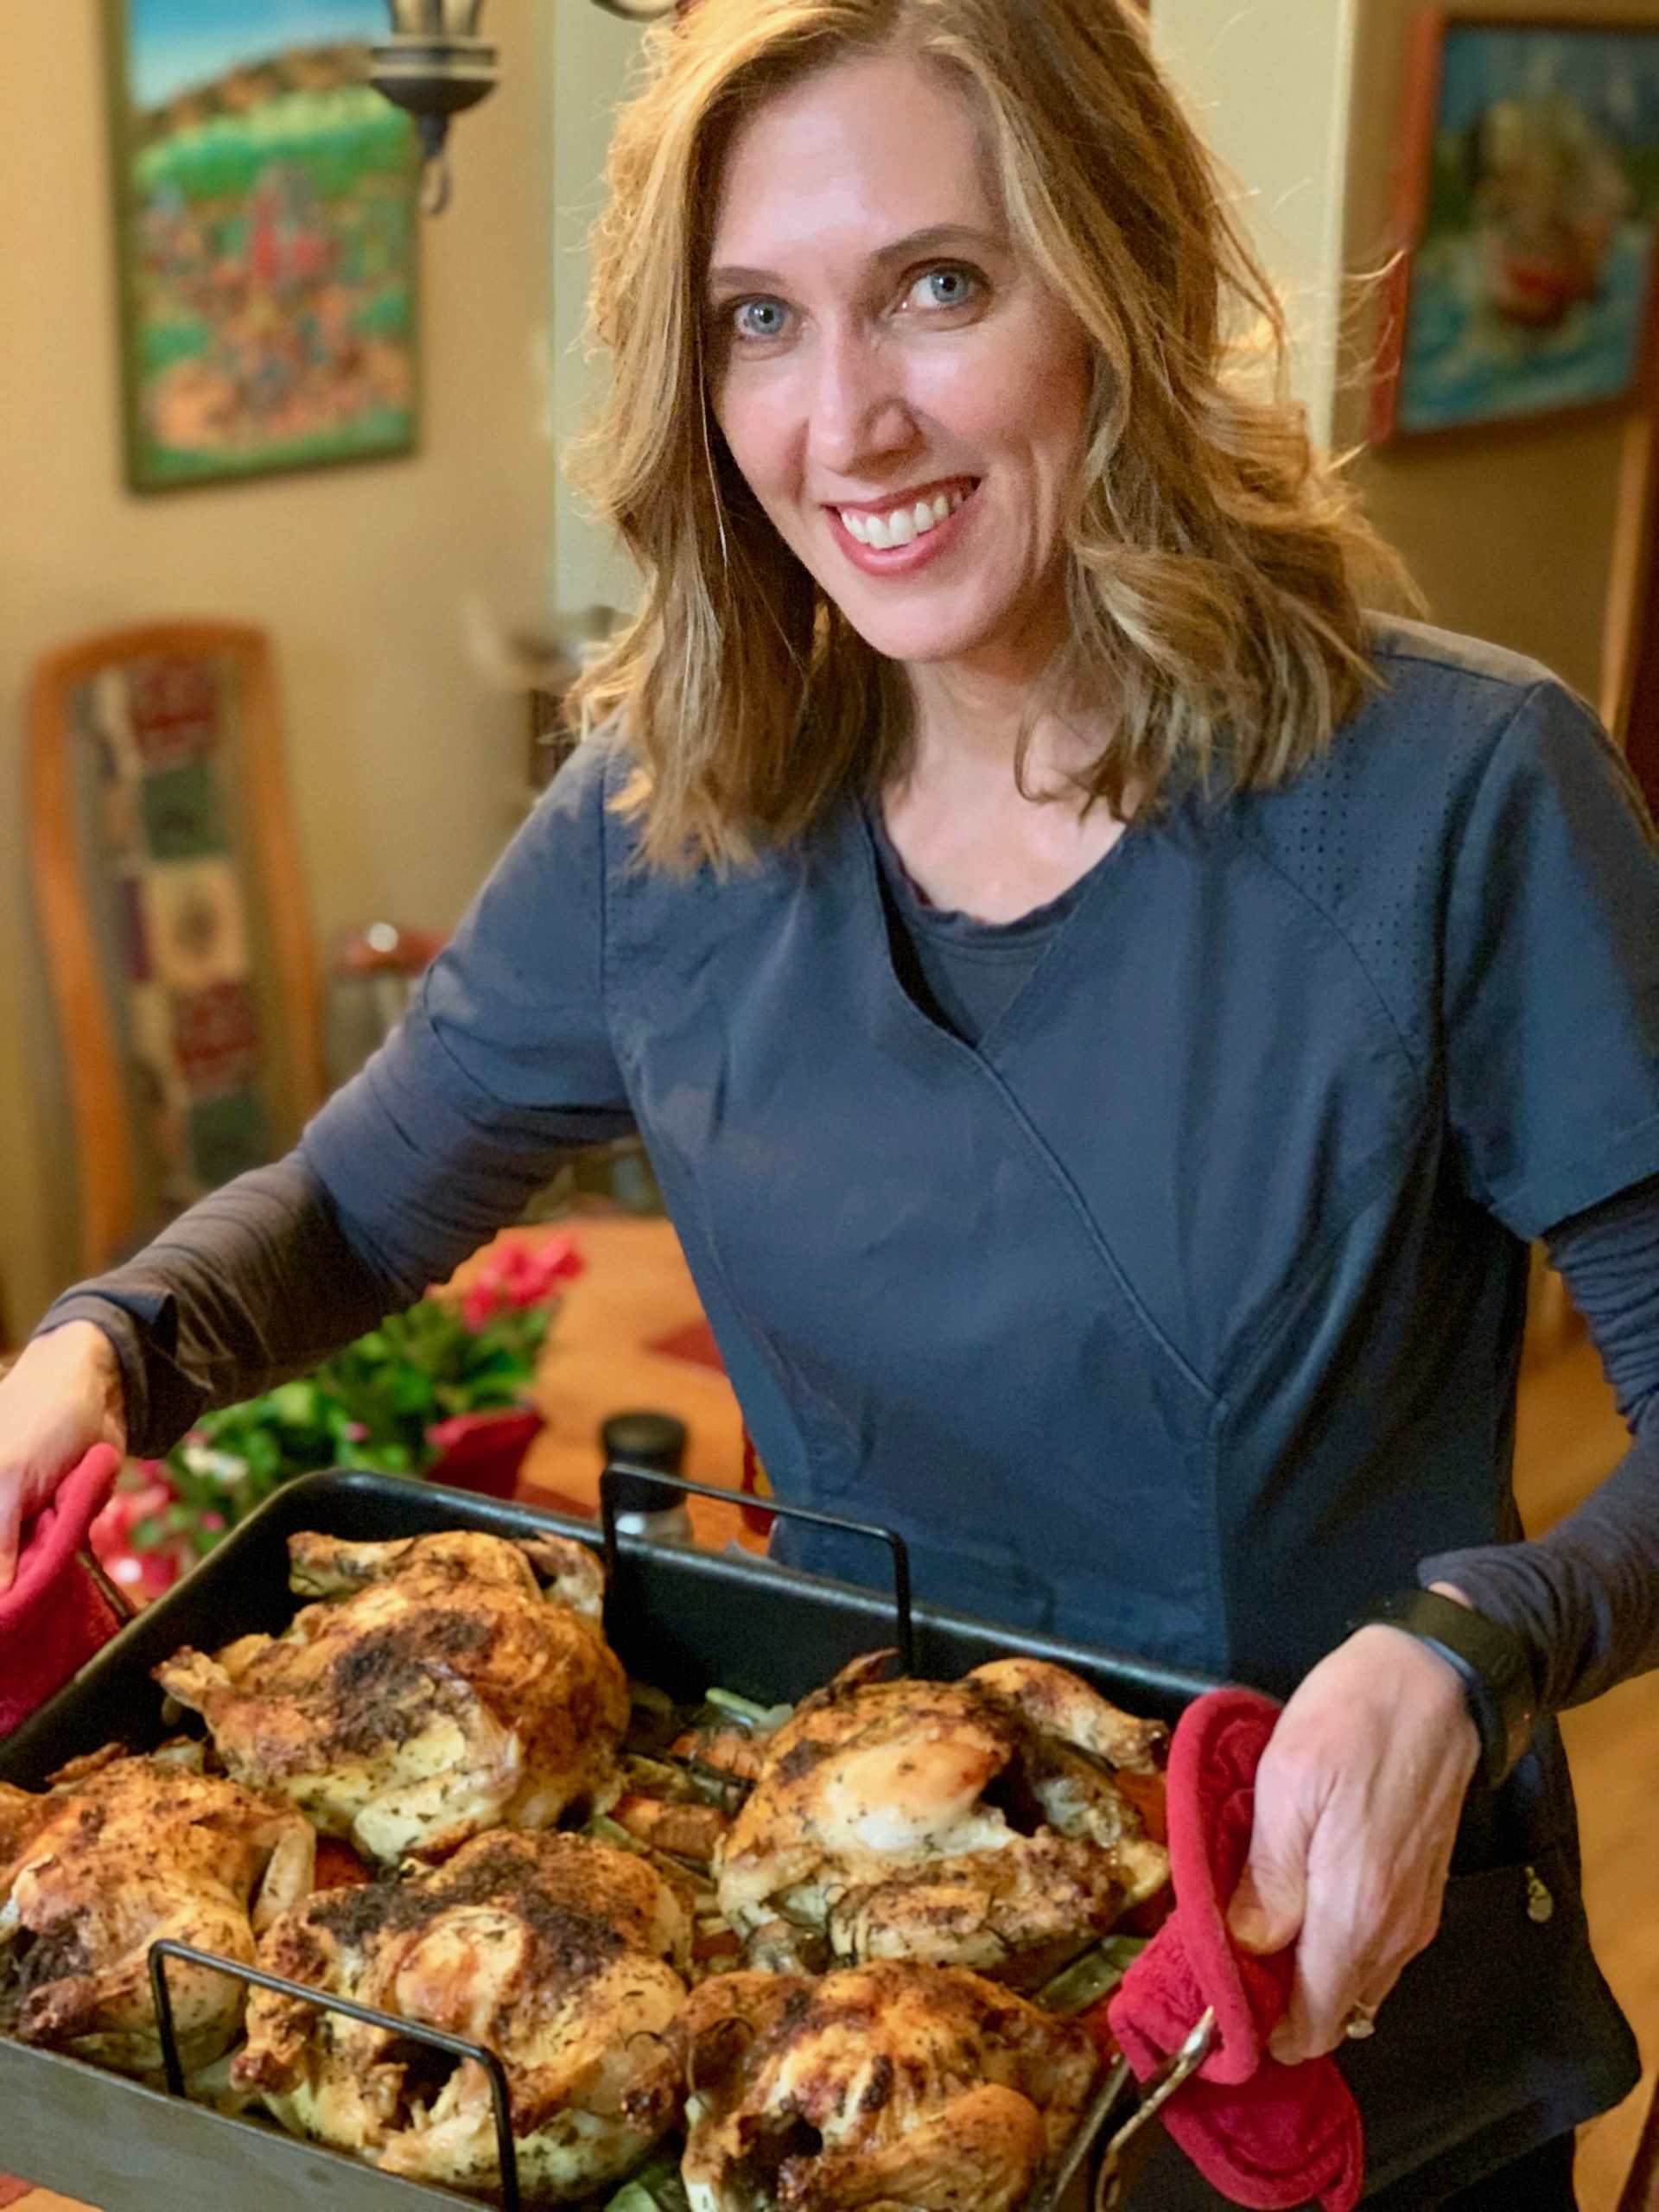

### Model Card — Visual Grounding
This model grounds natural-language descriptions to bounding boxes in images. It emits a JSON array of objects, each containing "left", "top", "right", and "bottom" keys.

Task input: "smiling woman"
[{"left": 10, "top": 4, "right": 1659, "bottom": 2209}]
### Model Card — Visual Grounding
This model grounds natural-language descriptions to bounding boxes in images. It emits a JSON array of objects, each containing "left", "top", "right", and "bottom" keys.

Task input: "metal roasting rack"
[
  {"left": 599, "top": 1460, "right": 915, "bottom": 1675},
  {"left": 149, "top": 1941, "right": 524, "bottom": 2212}
]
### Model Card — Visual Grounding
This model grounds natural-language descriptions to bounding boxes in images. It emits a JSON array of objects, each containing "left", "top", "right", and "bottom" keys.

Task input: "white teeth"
[{"left": 839, "top": 482, "right": 970, "bottom": 552}]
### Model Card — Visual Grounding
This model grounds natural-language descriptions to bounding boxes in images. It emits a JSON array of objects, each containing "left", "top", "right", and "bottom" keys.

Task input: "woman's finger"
[
  {"left": 1268, "top": 1880, "right": 1401, "bottom": 2060},
  {"left": 1227, "top": 1742, "right": 1320, "bottom": 1956}
]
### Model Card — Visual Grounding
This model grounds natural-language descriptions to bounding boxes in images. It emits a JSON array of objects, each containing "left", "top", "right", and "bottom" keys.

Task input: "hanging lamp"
[{"left": 371, "top": 0, "right": 679, "bottom": 211}]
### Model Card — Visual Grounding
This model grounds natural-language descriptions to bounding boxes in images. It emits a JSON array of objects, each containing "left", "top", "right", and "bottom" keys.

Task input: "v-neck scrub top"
[
  {"left": 41, "top": 616, "right": 1658, "bottom": 2201},
  {"left": 306, "top": 618, "right": 1659, "bottom": 1684}
]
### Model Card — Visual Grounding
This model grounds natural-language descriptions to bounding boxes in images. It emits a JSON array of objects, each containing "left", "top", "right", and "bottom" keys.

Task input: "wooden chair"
[{"left": 29, "top": 621, "right": 324, "bottom": 1272}]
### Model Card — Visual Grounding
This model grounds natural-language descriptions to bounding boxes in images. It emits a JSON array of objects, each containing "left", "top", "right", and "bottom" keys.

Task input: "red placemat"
[
  {"left": 0, "top": 2174, "right": 38, "bottom": 2208},
  {"left": 645, "top": 1319, "right": 725, "bottom": 1372}
]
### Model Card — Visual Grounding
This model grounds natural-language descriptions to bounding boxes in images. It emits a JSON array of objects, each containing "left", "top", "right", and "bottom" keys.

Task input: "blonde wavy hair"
[{"left": 570, "top": 0, "right": 1421, "bottom": 869}]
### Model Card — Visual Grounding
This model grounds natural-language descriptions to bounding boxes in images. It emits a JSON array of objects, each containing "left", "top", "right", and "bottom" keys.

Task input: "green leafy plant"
[{"left": 95, "top": 1233, "right": 582, "bottom": 1589}]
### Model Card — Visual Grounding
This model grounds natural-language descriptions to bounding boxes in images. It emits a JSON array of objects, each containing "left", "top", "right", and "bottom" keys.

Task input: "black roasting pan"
[{"left": 0, "top": 1467, "right": 1217, "bottom": 2212}]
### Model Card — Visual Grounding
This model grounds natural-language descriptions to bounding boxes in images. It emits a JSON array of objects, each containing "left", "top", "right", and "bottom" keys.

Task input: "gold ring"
[{"left": 1343, "top": 2001, "right": 1378, "bottom": 2042}]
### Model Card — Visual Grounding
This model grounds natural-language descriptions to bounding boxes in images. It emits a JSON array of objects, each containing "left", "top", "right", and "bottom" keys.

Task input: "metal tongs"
[{"left": 1035, "top": 2007, "right": 1218, "bottom": 2212}]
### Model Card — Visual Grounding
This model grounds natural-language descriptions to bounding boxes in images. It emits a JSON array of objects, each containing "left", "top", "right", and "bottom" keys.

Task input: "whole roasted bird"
[
  {"left": 155, "top": 1529, "right": 630, "bottom": 1863},
  {"left": 715, "top": 1653, "right": 1168, "bottom": 1984},
  {"left": 234, "top": 1830, "right": 690, "bottom": 2203},
  {"left": 0, "top": 1742, "right": 314, "bottom": 2082},
  {"left": 678, "top": 1960, "right": 1098, "bottom": 2212}
]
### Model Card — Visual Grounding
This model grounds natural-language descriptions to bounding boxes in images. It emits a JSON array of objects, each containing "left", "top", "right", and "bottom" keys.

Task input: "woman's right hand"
[{"left": 0, "top": 1322, "right": 128, "bottom": 1592}]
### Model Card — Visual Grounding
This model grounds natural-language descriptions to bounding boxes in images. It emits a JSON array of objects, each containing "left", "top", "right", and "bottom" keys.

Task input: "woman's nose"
[{"left": 805, "top": 329, "right": 917, "bottom": 477}]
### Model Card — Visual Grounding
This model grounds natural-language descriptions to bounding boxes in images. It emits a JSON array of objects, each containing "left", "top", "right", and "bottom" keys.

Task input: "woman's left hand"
[{"left": 1225, "top": 1595, "right": 1482, "bottom": 2062}]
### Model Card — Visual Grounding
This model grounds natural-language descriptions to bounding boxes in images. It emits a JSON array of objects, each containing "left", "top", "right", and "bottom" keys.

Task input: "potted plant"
[{"left": 92, "top": 1230, "right": 583, "bottom": 1602}]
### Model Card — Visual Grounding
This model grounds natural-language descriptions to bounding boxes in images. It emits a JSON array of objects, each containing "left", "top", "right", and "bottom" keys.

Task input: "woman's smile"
[{"left": 827, "top": 476, "right": 980, "bottom": 569}]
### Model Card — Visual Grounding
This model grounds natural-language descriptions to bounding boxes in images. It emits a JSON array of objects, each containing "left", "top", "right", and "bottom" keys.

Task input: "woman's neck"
[{"left": 882, "top": 652, "right": 1128, "bottom": 925}]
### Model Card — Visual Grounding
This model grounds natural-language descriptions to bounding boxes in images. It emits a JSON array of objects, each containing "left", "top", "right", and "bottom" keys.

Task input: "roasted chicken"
[
  {"left": 0, "top": 1742, "right": 314, "bottom": 2082},
  {"left": 235, "top": 1830, "right": 690, "bottom": 2202},
  {"left": 678, "top": 1961, "right": 1098, "bottom": 2212},
  {"left": 716, "top": 1654, "right": 1168, "bottom": 1984},
  {"left": 155, "top": 1529, "right": 630, "bottom": 1863}
]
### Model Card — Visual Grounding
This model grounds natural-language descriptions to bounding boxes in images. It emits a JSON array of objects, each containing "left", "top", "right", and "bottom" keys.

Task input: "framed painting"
[
  {"left": 1373, "top": 14, "right": 1659, "bottom": 442},
  {"left": 103, "top": 0, "right": 422, "bottom": 492}
]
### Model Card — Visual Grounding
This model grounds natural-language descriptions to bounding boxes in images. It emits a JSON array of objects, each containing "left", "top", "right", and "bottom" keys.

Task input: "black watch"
[{"left": 1360, "top": 1586, "right": 1537, "bottom": 1789}]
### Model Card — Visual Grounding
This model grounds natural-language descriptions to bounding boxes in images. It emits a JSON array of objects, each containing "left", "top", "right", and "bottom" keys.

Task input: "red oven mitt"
[
  {"left": 0, "top": 1445, "right": 124, "bottom": 1738},
  {"left": 1106, "top": 1687, "right": 1364, "bottom": 2212}
]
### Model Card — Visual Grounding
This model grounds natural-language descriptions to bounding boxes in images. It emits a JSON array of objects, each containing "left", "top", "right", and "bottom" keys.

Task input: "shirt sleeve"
[
  {"left": 35, "top": 1156, "right": 401, "bottom": 1456},
  {"left": 1420, "top": 1173, "right": 1659, "bottom": 1711},
  {"left": 1442, "top": 679, "right": 1659, "bottom": 1240},
  {"left": 31, "top": 736, "right": 635, "bottom": 1454},
  {"left": 300, "top": 733, "right": 635, "bottom": 1295}
]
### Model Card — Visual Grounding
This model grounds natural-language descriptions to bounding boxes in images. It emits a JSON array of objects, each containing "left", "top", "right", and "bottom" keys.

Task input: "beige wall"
[
  {"left": 1338, "top": 0, "right": 1655, "bottom": 702},
  {"left": 1154, "top": 0, "right": 1363, "bottom": 445},
  {"left": 0, "top": 3, "right": 559, "bottom": 1330},
  {"left": 551, "top": 0, "right": 644, "bottom": 617}
]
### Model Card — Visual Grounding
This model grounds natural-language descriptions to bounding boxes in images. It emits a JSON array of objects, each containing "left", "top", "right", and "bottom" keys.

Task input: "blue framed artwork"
[
  {"left": 103, "top": 0, "right": 422, "bottom": 491},
  {"left": 1375, "top": 13, "right": 1659, "bottom": 440}
]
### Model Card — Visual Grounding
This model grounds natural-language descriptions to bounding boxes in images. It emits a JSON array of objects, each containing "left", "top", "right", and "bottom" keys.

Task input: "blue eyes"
[
  {"left": 733, "top": 298, "right": 790, "bottom": 341},
  {"left": 912, "top": 266, "right": 976, "bottom": 308},
  {"left": 721, "top": 264, "right": 983, "bottom": 346}
]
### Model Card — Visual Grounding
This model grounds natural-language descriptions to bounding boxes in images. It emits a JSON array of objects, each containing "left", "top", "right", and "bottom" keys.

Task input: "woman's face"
[{"left": 706, "top": 48, "right": 1094, "bottom": 675}]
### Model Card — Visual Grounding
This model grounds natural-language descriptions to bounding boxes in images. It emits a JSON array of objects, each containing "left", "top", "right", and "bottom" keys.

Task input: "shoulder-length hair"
[{"left": 570, "top": 0, "right": 1421, "bottom": 869}]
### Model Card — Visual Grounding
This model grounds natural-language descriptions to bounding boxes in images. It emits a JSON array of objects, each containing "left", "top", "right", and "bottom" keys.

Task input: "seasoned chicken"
[
  {"left": 677, "top": 1961, "right": 1098, "bottom": 2212},
  {"left": 0, "top": 1742, "right": 314, "bottom": 2082},
  {"left": 155, "top": 1529, "right": 630, "bottom": 1863},
  {"left": 716, "top": 1653, "right": 1168, "bottom": 1984},
  {"left": 235, "top": 1830, "right": 690, "bottom": 2203}
]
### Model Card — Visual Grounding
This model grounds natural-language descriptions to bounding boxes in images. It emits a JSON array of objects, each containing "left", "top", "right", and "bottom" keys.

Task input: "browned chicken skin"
[
  {"left": 154, "top": 1529, "right": 630, "bottom": 1864},
  {"left": 677, "top": 1961, "right": 1098, "bottom": 2212},
  {"left": 0, "top": 1742, "right": 314, "bottom": 2082},
  {"left": 716, "top": 1654, "right": 1168, "bottom": 1984},
  {"left": 235, "top": 1830, "right": 690, "bottom": 2203}
]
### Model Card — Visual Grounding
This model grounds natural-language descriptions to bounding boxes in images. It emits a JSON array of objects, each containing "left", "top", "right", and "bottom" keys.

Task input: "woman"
[{"left": 2, "top": 3, "right": 1655, "bottom": 2202}]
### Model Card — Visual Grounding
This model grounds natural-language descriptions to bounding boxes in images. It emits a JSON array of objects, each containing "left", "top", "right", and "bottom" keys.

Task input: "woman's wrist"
[{"left": 1363, "top": 1584, "right": 1537, "bottom": 1787}]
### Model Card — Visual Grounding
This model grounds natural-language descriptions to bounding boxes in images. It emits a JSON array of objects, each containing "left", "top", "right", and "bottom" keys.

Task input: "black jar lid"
[{"left": 601, "top": 1409, "right": 688, "bottom": 1514}]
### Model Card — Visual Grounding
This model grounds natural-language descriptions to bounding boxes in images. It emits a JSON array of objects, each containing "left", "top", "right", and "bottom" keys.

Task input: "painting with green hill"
[{"left": 105, "top": 0, "right": 421, "bottom": 490}]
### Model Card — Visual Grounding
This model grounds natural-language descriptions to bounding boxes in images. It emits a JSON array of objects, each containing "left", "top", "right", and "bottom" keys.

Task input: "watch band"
[{"left": 1361, "top": 1586, "right": 1537, "bottom": 1789}]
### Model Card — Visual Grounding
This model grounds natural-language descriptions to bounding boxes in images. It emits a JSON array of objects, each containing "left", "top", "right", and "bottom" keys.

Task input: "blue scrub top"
[
  {"left": 305, "top": 615, "right": 1652, "bottom": 2199},
  {"left": 309, "top": 616, "right": 1659, "bottom": 1684}
]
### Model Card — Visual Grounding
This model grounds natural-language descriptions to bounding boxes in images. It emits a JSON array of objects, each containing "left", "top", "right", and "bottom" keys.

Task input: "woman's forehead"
[{"left": 709, "top": 49, "right": 1004, "bottom": 277}]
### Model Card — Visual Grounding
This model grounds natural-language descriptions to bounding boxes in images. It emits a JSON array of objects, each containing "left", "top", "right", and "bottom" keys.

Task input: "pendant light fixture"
[{"left": 371, "top": 0, "right": 679, "bottom": 212}]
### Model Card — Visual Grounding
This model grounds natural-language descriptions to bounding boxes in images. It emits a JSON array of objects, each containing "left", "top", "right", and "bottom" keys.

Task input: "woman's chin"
[{"left": 829, "top": 596, "right": 1026, "bottom": 671}]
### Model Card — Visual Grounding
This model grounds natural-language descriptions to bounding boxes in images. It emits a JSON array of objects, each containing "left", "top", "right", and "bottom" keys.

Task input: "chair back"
[{"left": 29, "top": 621, "right": 323, "bottom": 1270}]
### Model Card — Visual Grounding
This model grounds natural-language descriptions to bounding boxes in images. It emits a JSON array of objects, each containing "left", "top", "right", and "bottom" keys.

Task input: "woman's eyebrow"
[{"left": 707, "top": 223, "right": 1007, "bottom": 296}]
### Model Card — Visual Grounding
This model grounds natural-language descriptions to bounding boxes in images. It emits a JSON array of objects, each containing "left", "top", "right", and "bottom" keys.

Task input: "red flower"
[{"left": 458, "top": 1232, "right": 584, "bottom": 1331}]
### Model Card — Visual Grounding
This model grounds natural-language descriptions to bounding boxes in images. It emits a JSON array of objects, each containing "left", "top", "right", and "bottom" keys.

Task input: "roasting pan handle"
[
  {"left": 599, "top": 1462, "right": 914, "bottom": 1675},
  {"left": 148, "top": 1936, "right": 524, "bottom": 2212}
]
